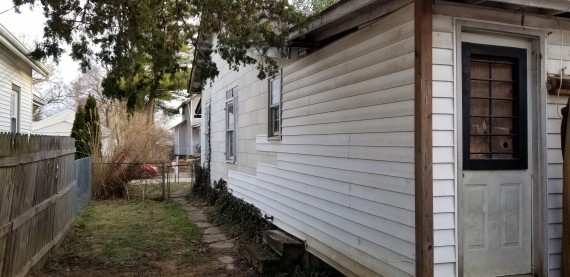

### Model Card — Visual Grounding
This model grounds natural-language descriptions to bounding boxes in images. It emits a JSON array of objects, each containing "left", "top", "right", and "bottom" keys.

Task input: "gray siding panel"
[{"left": 204, "top": 2, "right": 415, "bottom": 276}]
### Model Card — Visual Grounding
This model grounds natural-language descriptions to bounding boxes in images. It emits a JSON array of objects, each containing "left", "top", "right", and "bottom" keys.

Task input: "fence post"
[
  {"left": 161, "top": 162, "right": 166, "bottom": 200},
  {"left": 166, "top": 165, "right": 171, "bottom": 201}
]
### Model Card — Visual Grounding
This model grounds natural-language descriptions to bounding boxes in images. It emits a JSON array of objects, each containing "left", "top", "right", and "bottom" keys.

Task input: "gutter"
[
  {"left": 288, "top": 0, "right": 382, "bottom": 40},
  {"left": 0, "top": 23, "right": 51, "bottom": 77},
  {"left": 490, "top": 0, "right": 570, "bottom": 12},
  {"left": 33, "top": 94, "right": 46, "bottom": 106}
]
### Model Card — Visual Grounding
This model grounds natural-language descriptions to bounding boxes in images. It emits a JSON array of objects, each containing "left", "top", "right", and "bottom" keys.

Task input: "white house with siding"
[
  {"left": 192, "top": 0, "right": 570, "bottom": 276},
  {"left": 0, "top": 23, "right": 50, "bottom": 134},
  {"left": 172, "top": 93, "right": 202, "bottom": 157}
]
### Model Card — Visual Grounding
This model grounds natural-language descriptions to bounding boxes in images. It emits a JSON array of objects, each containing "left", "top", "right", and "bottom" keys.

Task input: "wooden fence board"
[
  {"left": 0, "top": 133, "right": 76, "bottom": 277},
  {"left": 0, "top": 223, "right": 12, "bottom": 239}
]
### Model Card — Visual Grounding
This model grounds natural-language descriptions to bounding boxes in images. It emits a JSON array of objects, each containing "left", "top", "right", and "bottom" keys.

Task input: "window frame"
[
  {"left": 225, "top": 87, "right": 237, "bottom": 163},
  {"left": 204, "top": 103, "right": 210, "bottom": 161},
  {"left": 268, "top": 74, "right": 282, "bottom": 139},
  {"left": 10, "top": 84, "right": 20, "bottom": 134},
  {"left": 461, "top": 42, "right": 528, "bottom": 170}
]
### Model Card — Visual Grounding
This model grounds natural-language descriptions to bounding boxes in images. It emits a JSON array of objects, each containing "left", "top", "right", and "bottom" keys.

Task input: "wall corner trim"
[{"left": 414, "top": 0, "right": 434, "bottom": 276}]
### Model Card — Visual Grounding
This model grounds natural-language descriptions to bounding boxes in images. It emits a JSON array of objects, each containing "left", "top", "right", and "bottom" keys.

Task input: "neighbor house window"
[
  {"left": 268, "top": 76, "right": 281, "bottom": 138},
  {"left": 11, "top": 85, "right": 20, "bottom": 133},
  {"left": 462, "top": 43, "right": 527, "bottom": 170},
  {"left": 226, "top": 87, "right": 237, "bottom": 162}
]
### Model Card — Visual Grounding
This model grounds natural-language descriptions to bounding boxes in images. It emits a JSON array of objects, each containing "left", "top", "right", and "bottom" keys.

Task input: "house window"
[
  {"left": 11, "top": 85, "right": 20, "bottom": 133},
  {"left": 462, "top": 42, "right": 527, "bottom": 170},
  {"left": 268, "top": 76, "right": 281, "bottom": 138},
  {"left": 204, "top": 104, "right": 210, "bottom": 160},
  {"left": 226, "top": 87, "right": 237, "bottom": 162}
]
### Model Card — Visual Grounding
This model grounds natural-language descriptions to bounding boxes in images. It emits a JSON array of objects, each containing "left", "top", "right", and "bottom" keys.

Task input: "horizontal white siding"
[
  {"left": 434, "top": 3, "right": 570, "bottom": 276},
  {"left": 202, "top": 51, "right": 280, "bottom": 178},
  {"left": 545, "top": 30, "right": 568, "bottom": 277},
  {"left": 200, "top": 2, "right": 418, "bottom": 276},
  {"left": 208, "top": 3, "right": 417, "bottom": 276},
  {"left": 0, "top": 43, "right": 33, "bottom": 134},
  {"left": 431, "top": 13, "right": 457, "bottom": 277}
]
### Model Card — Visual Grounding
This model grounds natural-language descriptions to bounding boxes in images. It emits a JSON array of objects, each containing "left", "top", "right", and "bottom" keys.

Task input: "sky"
[{"left": 0, "top": 2, "right": 81, "bottom": 83}]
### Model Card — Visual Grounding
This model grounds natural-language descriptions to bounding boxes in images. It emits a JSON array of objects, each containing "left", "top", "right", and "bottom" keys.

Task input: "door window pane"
[
  {"left": 469, "top": 56, "right": 517, "bottom": 160},
  {"left": 463, "top": 43, "right": 527, "bottom": 170}
]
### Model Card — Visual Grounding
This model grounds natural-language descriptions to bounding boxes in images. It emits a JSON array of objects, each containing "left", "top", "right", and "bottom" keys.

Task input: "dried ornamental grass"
[{"left": 92, "top": 103, "right": 170, "bottom": 199}]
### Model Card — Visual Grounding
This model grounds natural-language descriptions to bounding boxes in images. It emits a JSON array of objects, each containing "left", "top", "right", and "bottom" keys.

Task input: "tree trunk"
[
  {"left": 146, "top": 97, "right": 155, "bottom": 125},
  {"left": 562, "top": 98, "right": 570, "bottom": 276}
]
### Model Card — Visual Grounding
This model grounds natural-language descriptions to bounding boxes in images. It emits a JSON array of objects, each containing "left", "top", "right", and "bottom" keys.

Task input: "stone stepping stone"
[
  {"left": 210, "top": 240, "right": 235, "bottom": 249},
  {"left": 203, "top": 234, "right": 227, "bottom": 243},
  {"left": 187, "top": 211, "right": 207, "bottom": 221},
  {"left": 226, "top": 264, "right": 235, "bottom": 270},
  {"left": 195, "top": 222, "right": 212, "bottom": 228},
  {"left": 204, "top": 227, "right": 221, "bottom": 235},
  {"left": 218, "top": 256, "right": 234, "bottom": 264},
  {"left": 185, "top": 206, "right": 199, "bottom": 211}
]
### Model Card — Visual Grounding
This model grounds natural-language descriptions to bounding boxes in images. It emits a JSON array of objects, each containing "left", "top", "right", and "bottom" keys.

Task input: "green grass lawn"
[{"left": 40, "top": 200, "right": 202, "bottom": 276}]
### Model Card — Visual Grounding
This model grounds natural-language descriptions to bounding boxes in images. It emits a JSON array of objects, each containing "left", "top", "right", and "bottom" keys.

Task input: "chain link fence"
[
  {"left": 165, "top": 159, "right": 198, "bottom": 199},
  {"left": 90, "top": 162, "right": 167, "bottom": 200},
  {"left": 123, "top": 162, "right": 168, "bottom": 201},
  {"left": 73, "top": 157, "right": 92, "bottom": 216},
  {"left": 89, "top": 159, "right": 198, "bottom": 201}
]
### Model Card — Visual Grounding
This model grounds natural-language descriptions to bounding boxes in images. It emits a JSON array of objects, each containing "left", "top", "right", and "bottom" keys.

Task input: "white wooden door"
[
  {"left": 462, "top": 170, "right": 532, "bottom": 276},
  {"left": 460, "top": 34, "right": 532, "bottom": 277}
]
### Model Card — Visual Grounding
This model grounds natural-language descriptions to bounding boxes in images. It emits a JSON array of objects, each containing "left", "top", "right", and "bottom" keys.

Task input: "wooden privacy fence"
[{"left": 0, "top": 133, "right": 75, "bottom": 277}]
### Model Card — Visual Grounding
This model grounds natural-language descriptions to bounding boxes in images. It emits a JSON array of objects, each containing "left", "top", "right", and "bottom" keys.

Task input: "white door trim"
[{"left": 454, "top": 19, "right": 548, "bottom": 277}]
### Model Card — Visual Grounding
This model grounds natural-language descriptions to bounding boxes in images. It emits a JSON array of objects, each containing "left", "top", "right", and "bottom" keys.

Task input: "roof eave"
[
  {"left": 443, "top": 0, "right": 570, "bottom": 16},
  {"left": 288, "top": 0, "right": 412, "bottom": 49},
  {"left": 0, "top": 23, "right": 51, "bottom": 77},
  {"left": 187, "top": 26, "right": 213, "bottom": 95},
  {"left": 33, "top": 94, "right": 46, "bottom": 107}
]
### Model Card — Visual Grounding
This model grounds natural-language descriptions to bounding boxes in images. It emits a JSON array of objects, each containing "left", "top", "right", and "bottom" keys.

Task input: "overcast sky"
[{"left": 0, "top": 2, "right": 80, "bottom": 83}]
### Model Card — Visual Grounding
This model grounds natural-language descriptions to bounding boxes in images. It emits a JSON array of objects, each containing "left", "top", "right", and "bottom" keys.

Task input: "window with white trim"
[
  {"left": 225, "top": 87, "right": 237, "bottom": 162},
  {"left": 268, "top": 76, "right": 281, "bottom": 138},
  {"left": 11, "top": 85, "right": 20, "bottom": 133},
  {"left": 204, "top": 104, "right": 210, "bottom": 161}
]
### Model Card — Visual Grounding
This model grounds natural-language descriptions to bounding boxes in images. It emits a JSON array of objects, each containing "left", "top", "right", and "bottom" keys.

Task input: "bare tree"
[
  {"left": 68, "top": 66, "right": 115, "bottom": 129},
  {"left": 17, "top": 33, "right": 76, "bottom": 120},
  {"left": 32, "top": 62, "right": 76, "bottom": 119}
]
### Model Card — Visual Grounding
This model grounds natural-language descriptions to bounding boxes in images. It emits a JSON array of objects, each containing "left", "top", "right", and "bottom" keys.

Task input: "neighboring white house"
[
  {"left": 0, "top": 23, "right": 50, "bottom": 134},
  {"left": 32, "top": 108, "right": 113, "bottom": 156},
  {"left": 192, "top": 0, "right": 570, "bottom": 276},
  {"left": 172, "top": 93, "right": 201, "bottom": 158},
  {"left": 32, "top": 109, "right": 75, "bottom": 136}
]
